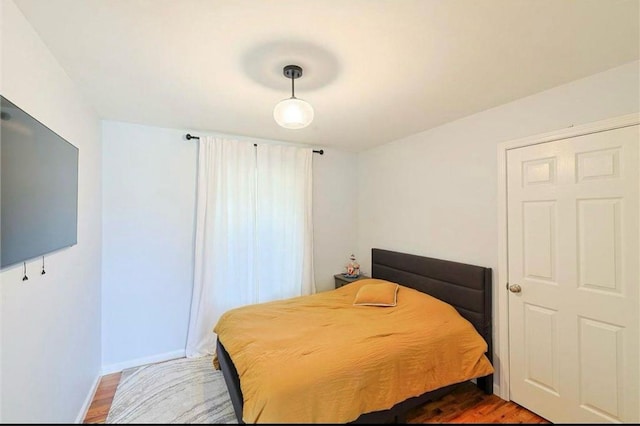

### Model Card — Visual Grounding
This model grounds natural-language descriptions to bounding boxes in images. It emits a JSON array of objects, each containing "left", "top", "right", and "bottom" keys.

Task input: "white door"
[{"left": 507, "top": 125, "right": 639, "bottom": 423}]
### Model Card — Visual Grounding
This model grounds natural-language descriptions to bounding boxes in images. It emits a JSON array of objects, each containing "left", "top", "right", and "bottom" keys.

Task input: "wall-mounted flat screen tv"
[{"left": 1, "top": 96, "right": 79, "bottom": 269}]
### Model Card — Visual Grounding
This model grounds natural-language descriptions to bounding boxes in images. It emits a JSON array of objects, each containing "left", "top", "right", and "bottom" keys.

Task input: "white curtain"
[
  {"left": 256, "top": 144, "right": 315, "bottom": 301},
  {"left": 186, "top": 137, "right": 315, "bottom": 358}
]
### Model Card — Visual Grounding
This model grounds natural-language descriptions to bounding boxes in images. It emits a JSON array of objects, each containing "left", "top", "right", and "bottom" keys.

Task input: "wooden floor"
[
  {"left": 84, "top": 374, "right": 549, "bottom": 424},
  {"left": 405, "top": 382, "right": 549, "bottom": 423},
  {"left": 84, "top": 372, "right": 122, "bottom": 424}
]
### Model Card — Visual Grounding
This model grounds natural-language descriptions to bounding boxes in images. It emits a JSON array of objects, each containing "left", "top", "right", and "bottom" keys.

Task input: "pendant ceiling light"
[{"left": 273, "top": 65, "right": 314, "bottom": 129}]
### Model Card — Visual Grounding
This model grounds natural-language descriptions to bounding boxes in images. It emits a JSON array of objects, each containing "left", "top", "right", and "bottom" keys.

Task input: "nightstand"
[{"left": 334, "top": 273, "right": 370, "bottom": 289}]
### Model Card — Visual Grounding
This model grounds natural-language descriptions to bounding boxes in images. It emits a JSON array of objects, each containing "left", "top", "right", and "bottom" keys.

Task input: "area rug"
[{"left": 106, "top": 356, "right": 237, "bottom": 424}]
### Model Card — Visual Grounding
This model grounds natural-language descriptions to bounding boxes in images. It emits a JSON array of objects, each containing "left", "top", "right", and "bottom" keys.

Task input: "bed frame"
[{"left": 216, "top": 248, "right": 493, "bottom": 423}]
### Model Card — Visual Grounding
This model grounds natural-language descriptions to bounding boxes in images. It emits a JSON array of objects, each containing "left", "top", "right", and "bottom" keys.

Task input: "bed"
[{"left": 214, "top": 248, "right": 493, "bottom": 423}]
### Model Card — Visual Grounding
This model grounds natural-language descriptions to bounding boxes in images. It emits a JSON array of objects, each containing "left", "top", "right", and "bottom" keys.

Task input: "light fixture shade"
[{"left": 273, "top": 97, "right": 314, "bottom": 129}]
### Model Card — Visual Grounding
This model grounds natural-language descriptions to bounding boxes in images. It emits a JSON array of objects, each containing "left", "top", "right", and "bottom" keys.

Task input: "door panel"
[
  {"left": 523, "top": 201, "right": 557, "bottom": 283},
  {"left": 577, "top": 198, "right": 621, "bottom": 293},
  {"left": 523, "top": 303, "right": 559, "bottom": 395},
  {"left": 507, "top": 125, "right": 639, "bottom": 423},
  {"left": 578, "top": 317, "right": 623, "bottom": 421}
]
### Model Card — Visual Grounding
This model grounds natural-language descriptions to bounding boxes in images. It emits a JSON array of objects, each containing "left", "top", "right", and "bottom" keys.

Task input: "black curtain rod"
[{"left": 185, "top": 133, "right": 324, "bottom": 155}]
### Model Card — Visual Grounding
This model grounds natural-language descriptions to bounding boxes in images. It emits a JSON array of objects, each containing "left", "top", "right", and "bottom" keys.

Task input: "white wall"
[
  {"left": 101, "top": 121, "right": 358, "bottom": 369},
  {"left": 101, "top": 122, "right": 196, "bottom": 370},
  {"left": 312, "top": 147, "right": 359, "bottom": 286},
  {"left": 356, "top": 60, "right": 640, "bottom": 390},
  {"left": 0, "top": 1, "right": 102, "bottom": 423}
]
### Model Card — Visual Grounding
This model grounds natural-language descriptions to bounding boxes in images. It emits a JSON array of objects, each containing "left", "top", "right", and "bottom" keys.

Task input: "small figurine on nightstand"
[{"left": 344, "top": 254, "right": 360, "bottom": 278}]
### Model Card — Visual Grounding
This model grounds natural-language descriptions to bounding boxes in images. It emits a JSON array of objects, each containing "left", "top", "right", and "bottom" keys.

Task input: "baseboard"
[
  {"left": 75, "top": 374, "right": 101, "bottom": 424},
  {"left": 493, "top": 383, "right": 501, "bottom": 398},
  {"left": 101, "top": 349, "right": 186, "bottom": 375}
]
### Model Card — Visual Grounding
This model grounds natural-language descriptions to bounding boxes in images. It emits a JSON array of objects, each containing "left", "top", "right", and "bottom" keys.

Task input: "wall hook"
[
  {"left": 41, "top": 256, "right": 46, "bottom": 275},
  {"left": 22, "top": 262, "right": 28, "bottom": 281}
]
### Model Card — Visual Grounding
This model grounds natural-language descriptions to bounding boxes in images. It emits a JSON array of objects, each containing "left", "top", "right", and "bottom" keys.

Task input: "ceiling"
[{"left": 14, "top": 0, "right": 640, "bottom": 152}]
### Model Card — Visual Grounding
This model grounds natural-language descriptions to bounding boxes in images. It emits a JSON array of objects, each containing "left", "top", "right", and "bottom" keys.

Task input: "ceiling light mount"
[
  {"left": 283, "top": 64, "right": 303, "bottom": 80},
  {"left": 274, "top": 64, "right": 314, "bottom": 129}
]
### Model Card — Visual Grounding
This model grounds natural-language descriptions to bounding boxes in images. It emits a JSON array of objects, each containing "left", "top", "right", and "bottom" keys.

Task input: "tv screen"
[{"left": 1, "top": 96, "right": 79, "bottom": 269}]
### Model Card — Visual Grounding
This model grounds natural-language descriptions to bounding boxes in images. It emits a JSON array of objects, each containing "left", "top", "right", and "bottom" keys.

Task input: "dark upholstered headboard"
[{"left": 371, "top": 248, "right": 492, "bottom": 365}]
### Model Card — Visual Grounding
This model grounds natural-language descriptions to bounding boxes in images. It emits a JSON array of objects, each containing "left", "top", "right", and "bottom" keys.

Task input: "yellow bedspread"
[{"left": 213, "top": 278, "right": 494, "bottom": 424}]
